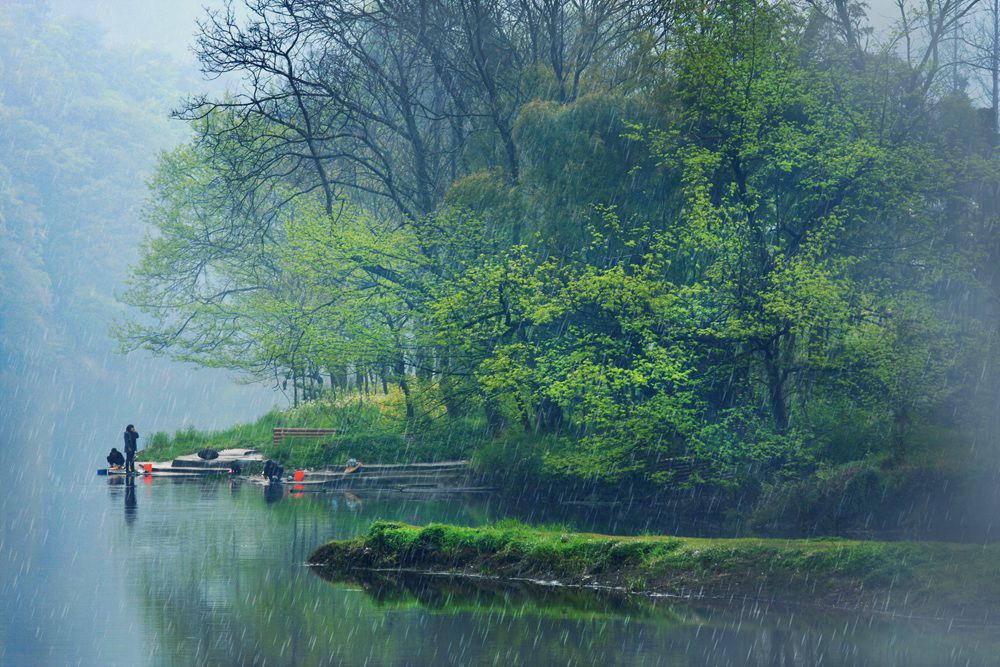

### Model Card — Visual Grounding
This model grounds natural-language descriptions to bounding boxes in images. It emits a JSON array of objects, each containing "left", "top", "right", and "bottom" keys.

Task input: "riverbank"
[
  {"left": 140, "top": 393, "right": 1000, "bottom": 541},
  {"left": 139, "top": 392, "right": 484, "bottom": 467},
  {"left": 308, "top": 521, "right": 1000, "bottom": 622}
]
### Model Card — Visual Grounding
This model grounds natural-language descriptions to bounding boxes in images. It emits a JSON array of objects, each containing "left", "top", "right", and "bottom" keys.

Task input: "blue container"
[{"left": 97, "top": 468, "right": 108, "bottom": 476}]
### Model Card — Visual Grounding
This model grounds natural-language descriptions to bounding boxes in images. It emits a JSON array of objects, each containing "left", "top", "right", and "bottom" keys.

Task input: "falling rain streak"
[{"left": 4, "top": 0, "right": 1000, "bottom": 665}]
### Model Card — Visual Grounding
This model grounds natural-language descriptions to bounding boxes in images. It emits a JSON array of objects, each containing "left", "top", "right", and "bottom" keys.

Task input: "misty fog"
[{"left": 3, "top": 0, "right": 1000, "bottom": 664}]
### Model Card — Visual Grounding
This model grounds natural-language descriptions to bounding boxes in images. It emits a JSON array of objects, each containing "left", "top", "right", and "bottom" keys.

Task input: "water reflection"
[
  {"left": 340, "top": 491, "right": 363, "bottom": 512},
  {"left": 9, "top": 477, "right": 996, "bottom": 666},
  {"left": 307, "top": 567, "right": 1000, "bottom": 667},
  {"left": 106, "top": 483, "right": 999, "bottom": 665},
  {"left": 124, "top": 477, "right": 137, "bottom": 526},
  {"left": 263, "top": 482, "right": 283, "bottom": 504}
]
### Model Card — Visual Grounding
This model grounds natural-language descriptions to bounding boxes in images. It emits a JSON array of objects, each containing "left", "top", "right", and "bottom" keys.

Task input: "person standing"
[{"left": 123, "top": 424, "right": 139, "bottom": 474}]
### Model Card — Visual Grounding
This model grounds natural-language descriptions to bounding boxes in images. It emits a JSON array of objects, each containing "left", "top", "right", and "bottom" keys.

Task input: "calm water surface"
[{"left": 2, "top": 473, "right": 998, "bottom": 666}]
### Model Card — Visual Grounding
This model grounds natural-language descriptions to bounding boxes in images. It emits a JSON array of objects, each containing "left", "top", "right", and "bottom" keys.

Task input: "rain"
[{"left": 2, "top": 0, "right": 1000, "bottom": 665}]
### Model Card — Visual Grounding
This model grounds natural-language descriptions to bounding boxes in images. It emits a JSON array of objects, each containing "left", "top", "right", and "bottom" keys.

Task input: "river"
[{"left": 3, "top": 470, "right": 998, "bottom": 666}]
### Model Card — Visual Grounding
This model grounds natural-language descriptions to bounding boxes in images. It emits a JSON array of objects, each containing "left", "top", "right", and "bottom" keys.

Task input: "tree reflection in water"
[{"left": 98, "top": 482, "right": 1000, "bottom": 666}]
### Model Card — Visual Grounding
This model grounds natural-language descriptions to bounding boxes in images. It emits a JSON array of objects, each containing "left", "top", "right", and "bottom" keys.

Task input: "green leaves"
[{"left": 120, "top": 0, "right": 1000, "bottom": 488}]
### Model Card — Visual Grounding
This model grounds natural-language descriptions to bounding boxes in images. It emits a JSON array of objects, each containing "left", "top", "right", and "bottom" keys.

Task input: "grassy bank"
[
  {"left": 308, "top": 521, "right": 1000, "bottom": 621},
  {"left": 139, "top": 392, "right": 1000, "bottom": 541},
  {"left": 139, "top": 389, "right": 487, "bottom": 467}
]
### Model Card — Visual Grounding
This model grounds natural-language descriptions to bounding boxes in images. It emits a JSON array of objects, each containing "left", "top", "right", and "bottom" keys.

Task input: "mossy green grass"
[
  {"left": 309, "top": 520, "right": 1000, "bottom": 621},
  {"left": 138, "top": 390, "right": 485, "bottom": 467}
]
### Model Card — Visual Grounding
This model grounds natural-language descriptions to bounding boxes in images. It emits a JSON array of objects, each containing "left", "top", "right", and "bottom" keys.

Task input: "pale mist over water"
[{"left": 3, "top": 1, "right": 1000, "bottom": 665}]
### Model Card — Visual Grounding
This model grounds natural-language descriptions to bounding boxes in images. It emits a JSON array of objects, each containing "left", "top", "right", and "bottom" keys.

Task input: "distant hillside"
[{"left": 0, "top": 4, "right": 273, "bottom": 449}]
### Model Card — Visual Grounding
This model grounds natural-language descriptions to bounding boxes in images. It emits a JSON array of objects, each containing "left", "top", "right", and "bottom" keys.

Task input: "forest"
[
  {"left": 120, "top": 0, "right": 1000, "bottom": 504},
  {"left": 0, "top": 5, "right": 199, "bottom": 433},
  {"left": 0, "top": 3, "right": 272, "bottom": 442}
]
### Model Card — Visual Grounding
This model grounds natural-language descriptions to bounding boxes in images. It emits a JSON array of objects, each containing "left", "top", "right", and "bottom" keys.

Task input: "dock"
[
  {"left": 130, "top": 448, "right": 265, "bottom": 476},
  {"left": 248, "top": 461, "right": 490, "bottom": 493},
  {"left": 288, "top": 461, "right": 489, "bottom": 492},
  {"left": 132, "top": 452, "right": 490, "bottom": 493}
]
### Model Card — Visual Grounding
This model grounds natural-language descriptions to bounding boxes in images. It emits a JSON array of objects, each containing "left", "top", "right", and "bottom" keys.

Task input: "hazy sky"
[
  {"left": 45, "top": 0, "right": 907, "bottom": 64},
  {"left": 48, "top": 0, "right": 222, "bottom": 63}
]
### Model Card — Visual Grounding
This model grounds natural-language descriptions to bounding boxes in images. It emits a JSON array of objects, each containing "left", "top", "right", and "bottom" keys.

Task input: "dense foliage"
[{"left": 122, "top": 0, "right": 1000, "bottom": 488}]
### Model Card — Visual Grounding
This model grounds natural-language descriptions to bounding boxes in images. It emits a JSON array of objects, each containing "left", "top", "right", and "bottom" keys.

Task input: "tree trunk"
[
  {"left": 440, "top": 364, "right": 464, "bottom": 418},
  {"left": 763, "top": 346, "right": 789, "bottom": 433},
  {"left": 892, "top": 403, "right": 911, "bottom": 461},
  {"left": 993, "top": 0, "right": 999, "bottom": 131},
  {"left": 395, "top": 355, "right": 415, "bottom": 420},
  {"left": 484, "top": 399, "right": 505, "bottom": 436},
  {"left": 534, "top": 396, "right": 563, "bottom": 433},
  {"left": 356, "top": 367, "right": 365, "bottom": 402}
]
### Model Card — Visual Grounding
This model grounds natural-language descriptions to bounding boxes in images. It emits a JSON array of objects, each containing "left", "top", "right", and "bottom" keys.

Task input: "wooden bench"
[
  {"left": 651, "top": 456, "right": 740, "bottom": 481},
  {"left": 273, "top": 428, "right": 338, "bottom": 445}
]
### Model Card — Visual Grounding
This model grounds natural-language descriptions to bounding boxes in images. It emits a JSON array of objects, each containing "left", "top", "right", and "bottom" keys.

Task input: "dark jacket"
[
  {"left": 124, "top": 429, "right": 139, "bottom": 454},
  {"left": 107, "top": 448, "right": 125, "bottom": 466},
  {"left": 263, "top": 460, "right": 283, "bottom": 481}
]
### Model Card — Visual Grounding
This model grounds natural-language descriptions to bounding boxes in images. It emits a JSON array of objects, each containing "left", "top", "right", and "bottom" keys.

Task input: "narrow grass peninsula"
[{"left": 309, "top": 521, "right": 1000, "bottom": 622}]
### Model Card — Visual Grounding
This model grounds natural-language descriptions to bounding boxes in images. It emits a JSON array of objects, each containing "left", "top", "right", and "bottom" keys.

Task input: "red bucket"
[
  {"left": 293, "top": 469, "right": 304, "bottom": 482},
  {"left": 144, "top": 463, "right": 153, "bottom": 474}
]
